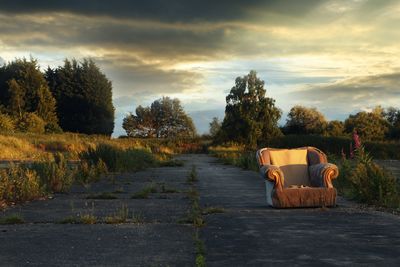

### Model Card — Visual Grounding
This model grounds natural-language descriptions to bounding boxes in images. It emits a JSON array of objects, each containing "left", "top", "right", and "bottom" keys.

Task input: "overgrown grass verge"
[{"left": 208, "top": 145, "right": 258, "bottom": 171}]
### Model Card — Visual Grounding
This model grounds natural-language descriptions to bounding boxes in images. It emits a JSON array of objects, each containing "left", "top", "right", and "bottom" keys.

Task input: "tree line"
[
  {"left": 209, "top": 71, "right": 400, "bottom": 146},
  {"left": 0, "top": 58, "right": 114, "bottom": 135}
]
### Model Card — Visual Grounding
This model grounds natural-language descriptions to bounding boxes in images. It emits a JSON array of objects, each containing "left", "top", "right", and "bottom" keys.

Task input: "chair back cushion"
[{"left": 269, "top": 149, "right": 310, "bottom": 187}]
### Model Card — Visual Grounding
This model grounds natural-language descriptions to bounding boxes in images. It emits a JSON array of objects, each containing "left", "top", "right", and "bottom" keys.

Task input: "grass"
[
  {"left": 187, "top": 165, "right": 198, "bottom": 183},
  {"left": 202, "top": 206, "right": 225, "bottom": 215},
  {"left": 195, "top": 230, "right": 206, "bottom": 267},
  {"left": 0, "top": 214, "right": 24, "bottom": 224},
  {"left": 159, "top": 183, "right": 180, "bottom": 193},
  {"left": 131, "top": 183, "right": 158, "bottom": 199},
  {"left": 80, "top": 214, "right": 97, "bottom": 224},
  {"left": 104, "top": 204, "right": 145, "bottom": 224}
]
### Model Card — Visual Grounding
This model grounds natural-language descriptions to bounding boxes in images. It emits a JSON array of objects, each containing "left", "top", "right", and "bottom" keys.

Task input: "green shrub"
[
  {"left": 0, "top": 113, "right": 15, "bottom": 132},
  {"left": 16, "top": 112, "right": 46, "bottom": 134},
  {"left": 0, "top": 165, "right": 43, "bottom": 204},
  {"left": 80, "top": 143, "right": 155, "bottom": 172},
  {"left": 30, "top": 153, "right": 74, "bottom": 193},
  {"left": 334, "top": 148, "right": 400, "bottom": 208}
]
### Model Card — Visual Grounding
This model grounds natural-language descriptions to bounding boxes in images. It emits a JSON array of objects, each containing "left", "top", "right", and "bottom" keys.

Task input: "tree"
[
  {"left": 209, "top": 117, "right": 221, "bottom": 138},
  {"left": 46, "top": 59, "right": 115, "bottom": 135},
  {"left": 123, "top": 96, "right": 196, "bottom": 138},
  {"left": 284, "top": 105, "right": 327, "bottom": 135},
  {"left": 384, "top": 107, "right": 400, "bottom": 139},
  {"left": 344, "top": 106, "right": 389, "bottom": 141},
  {"left": 326, "top": 120, "right": 344, "bottom": 137},
  {"left": 219, "top": 70, "right": 282, "bottom": 146},
  {"left": 0, "top": 58, "right": 59, "bottom": 131}
]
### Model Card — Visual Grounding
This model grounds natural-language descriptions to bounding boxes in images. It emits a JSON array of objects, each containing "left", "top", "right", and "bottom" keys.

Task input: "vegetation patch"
[
  {"left": 0, "top": 214, "right": 24, "bottom": 224},
  {"left": 202, "top": 206, "right": 225, "bottom": 215},
  {"left": 131, "top": 183, "right": 158, "bottom": 199},
  {"left": 187, "top": 165, "right": 198, "bottom": 183}
]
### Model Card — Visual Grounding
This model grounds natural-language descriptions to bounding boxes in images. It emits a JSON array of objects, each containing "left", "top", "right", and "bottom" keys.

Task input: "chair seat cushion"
[
  {"left": 272, "top": 187, "right": 336, "bottom": 208},
  {"left": 269, "top": 149, "right": 310, "bottom": 187}
]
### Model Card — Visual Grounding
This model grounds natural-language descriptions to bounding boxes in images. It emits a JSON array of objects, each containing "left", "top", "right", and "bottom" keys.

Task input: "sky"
[{"left": 1, "top": 0, "right": 400, "bottom": 136}]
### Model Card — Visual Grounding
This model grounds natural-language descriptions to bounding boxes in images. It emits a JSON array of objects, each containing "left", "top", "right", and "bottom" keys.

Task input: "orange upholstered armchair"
[{"left": 256, "top": 147, "right": 339, "bottom": 208}]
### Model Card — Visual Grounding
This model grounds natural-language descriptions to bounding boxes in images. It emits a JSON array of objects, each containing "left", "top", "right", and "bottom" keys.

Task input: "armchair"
[{"left": 256, "top": 147, "right": 339, "bottom": 208}]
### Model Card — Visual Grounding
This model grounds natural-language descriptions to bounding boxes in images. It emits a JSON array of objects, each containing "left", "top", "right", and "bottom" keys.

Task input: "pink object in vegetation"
[{"left": 353, "top": 130, "right": 361, "bottom": 150}]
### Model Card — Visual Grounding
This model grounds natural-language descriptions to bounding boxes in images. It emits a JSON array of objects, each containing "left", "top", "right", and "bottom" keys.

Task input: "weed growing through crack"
[
  {"left": 187, "top": 165, "right": 198, "bottom": 183},
  {"left": 160, "top": 183, "right": 180, "bottom": 193},
  {"left": 80, "top": 214, "right": 97, "bottom": 224},
  {"left": 195, "top": 230, "right": 206, "bottom": 267},
  {"left": 202, "top": 206, "right": 225, "bottom": 215},
  {"left": 131, "top": 183, "right": 158, "bottom": 199},
  {"left": 0, "top": 214, "right": 24, "bottom": 224},
  {"left": 105, "top": 203, "right": 130, "bottom": 224}
]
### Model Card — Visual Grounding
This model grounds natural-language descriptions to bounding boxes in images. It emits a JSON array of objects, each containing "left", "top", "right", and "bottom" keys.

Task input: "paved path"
[{"left": 1, "top": 154, "right": 400, "bottom": 266}]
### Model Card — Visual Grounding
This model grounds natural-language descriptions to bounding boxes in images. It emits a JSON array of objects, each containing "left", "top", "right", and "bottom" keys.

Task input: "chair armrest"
[
  {"left": 309, "top": 163, "right": 339, "bottom": 188},
  {"left": 259, "top": 164, "right": 284, "bottom": 190}
]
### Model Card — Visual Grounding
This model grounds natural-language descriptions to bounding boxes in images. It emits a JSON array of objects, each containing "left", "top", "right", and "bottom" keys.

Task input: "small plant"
[
  {"left": 30, "top": 153, "right": 74, "bottom": 193},
  {"left": 86, "top": 192, "right": 117, "bottom": 199},
  {"left": 160, "top": 184, "right": 180, "bottom": 193},
  {"left": 0, "top": 164, "right": 43, "bottom": 205},
  {"left": 105, "top": 204, "right": 132, "bottom": 224},
  {"left": 131, "top": 183, "right": 158, "bottom": 199},
  {"left": 194, "top": 230, "right": 206, "bottom": 267},
  {"left": 0, "top": 214, "right": 24, "bottom": 224},
  {"left": 80, "top": 214, "right": 97, "bottom": 224},
  {"left": 188, "top": 165, "right": 198, "bottom": 183},
  {"left": 202, "top": 206, "right": 225, "bottom": 215}
]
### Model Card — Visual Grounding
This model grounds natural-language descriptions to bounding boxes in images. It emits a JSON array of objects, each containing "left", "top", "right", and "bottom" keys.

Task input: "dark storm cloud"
[{"left": 0, "top": 0, "right": 323, "bottom": 22}]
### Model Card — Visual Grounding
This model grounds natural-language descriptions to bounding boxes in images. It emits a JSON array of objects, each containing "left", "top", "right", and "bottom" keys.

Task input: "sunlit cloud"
[{"left": 0, "top": 0, "right": 399, "bottom": 135}]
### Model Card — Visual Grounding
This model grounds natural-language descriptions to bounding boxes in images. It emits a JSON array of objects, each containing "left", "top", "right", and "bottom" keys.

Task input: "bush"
[
  {"left": 16, "top": 113, "right": 46, "bottom": 134},
  {"left": 30, "top": 153, "right": 74, "bottom": 193},
  {"left": 0, "top": 165, "right": 43, "bottom": 205},
  {"left": 334, "top": 148, "right": 400, "bottom": 208},
  {"left": 80, "top": 143, "right": 155, "bottom": 172},
  {"left": 0, "top": 113, "right": 15, "bottom": 132}
]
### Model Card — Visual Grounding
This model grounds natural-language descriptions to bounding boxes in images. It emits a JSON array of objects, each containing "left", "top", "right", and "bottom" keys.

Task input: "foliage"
[
  {"left": 123, "top": 96, "right": 196, "bottom": 138},
  {"left": 209, "top": 117, "right": 221, "bottom": 138},
  {"left": 284, "top": 105, "right": 327, "bottom": 135},
  {"left": 344, "top": 106, "right": 389, "bottom": 141},
  {"left": 326, "top": 120, "right": 344, "bottom": 137},
  {"left": 335, "top": 147, "right": 399, "bottom": 208},
  {"left": 80, "top": 143, "right": 155, "bottom": 172},
  {"left": 0, "top": 112, "right": 15, "bottom": 132},
  {"left": 218, "top": 70, "right": 282, "bottom": 147},
  {"left": 0, "top": 165, "right": 43, "bottom": 205},
  {"left": 0, "top": 58, "right": 59, "bottom": 129},
  {"left": 384, "top": 107, "right": 400, "bottom": 139},
  {"left": 30, "top": 153, "right": 75, "bottom": 193},
  {"left": 15, "top": 112, "right": 46, "bottom": 134},
  {"left": 46, "top": 58, "right": 115, "bottom": 136}
]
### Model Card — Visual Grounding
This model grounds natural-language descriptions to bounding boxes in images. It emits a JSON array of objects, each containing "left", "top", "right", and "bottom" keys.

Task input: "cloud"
[
  {"left": 0, "top": 0, "right": 323, "bottom": 22},
  {"left": 0, "top": 56, "right": 4, "bottom": 65},
  {"left": 294, "top": 72, "right": 400, "bottom": 114}
]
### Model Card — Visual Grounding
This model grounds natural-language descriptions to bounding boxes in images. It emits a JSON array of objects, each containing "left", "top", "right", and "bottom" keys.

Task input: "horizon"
[{"left": 1, "top": 0, "right": 399, "bottom": 136}]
